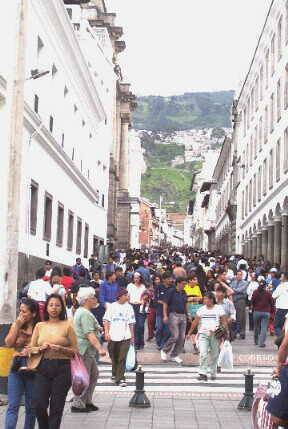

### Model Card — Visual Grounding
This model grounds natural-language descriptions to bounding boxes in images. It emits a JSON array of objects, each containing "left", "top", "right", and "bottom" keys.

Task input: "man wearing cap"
[{"left": 103, "top": 289, "right": 135, "bottom": 387}]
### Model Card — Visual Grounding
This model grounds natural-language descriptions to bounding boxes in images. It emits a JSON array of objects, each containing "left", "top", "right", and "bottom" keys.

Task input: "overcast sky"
[{"left": 107, "top": 0, "right": 272, "bottom": 96}]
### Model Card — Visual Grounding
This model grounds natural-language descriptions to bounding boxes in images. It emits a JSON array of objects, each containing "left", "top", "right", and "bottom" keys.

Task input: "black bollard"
[
  {"left": 238, "top": 369, "right": 254, "bottom": 411},
  {"left": 129, "top": 365, "right": 151, "bottom": 408}
]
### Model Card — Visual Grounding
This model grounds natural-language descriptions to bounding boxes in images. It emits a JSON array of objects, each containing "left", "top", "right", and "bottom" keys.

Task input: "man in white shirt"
[
  {"left": 27, "top": 268, "right": 52, "bottom": 320},
  {"left": 272, "top": 274, "right": 288, "bottom": 337},
  {"left": 103, "top": 289, "right": 135, "bottom": 387}
]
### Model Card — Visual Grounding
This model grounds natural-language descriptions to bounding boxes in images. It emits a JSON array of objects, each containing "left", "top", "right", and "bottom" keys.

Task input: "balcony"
[{"left": 63, "top": 0, "right": 90, "bottom": 4}]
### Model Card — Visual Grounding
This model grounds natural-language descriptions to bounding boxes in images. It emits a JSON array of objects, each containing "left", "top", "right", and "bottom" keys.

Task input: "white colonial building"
[
  {"left": 235, "top": 0, "right": 288, "bottom": 269},
  {"left": 0, "top": 0, "right": 123, "bottom": 318}
]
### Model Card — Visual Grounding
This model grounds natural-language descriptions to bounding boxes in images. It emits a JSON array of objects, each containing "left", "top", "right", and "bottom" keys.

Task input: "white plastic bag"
[
  {"left": 218, "top": 340, "right": 233, "bottom": 369},
  {"left": 126, "top": 345, "right": 136, "bottom": 372}
]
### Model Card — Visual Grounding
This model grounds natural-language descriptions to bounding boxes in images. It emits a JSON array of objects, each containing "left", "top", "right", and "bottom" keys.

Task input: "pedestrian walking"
[
  {"left": 187, "top": 292, "right": 227, "bottom": 381},
  {"left": 272, "top": 272, "right": 288, "bottom": 337},
  {"left": 230, "top": 271, "right": 248, "bottom": 339},
  {"left": 71, "top": 287, "right": 106, "bottom": 413},
  {"left": 161, "top": 277, "right": 187, "bottom": 364},
  {"left": 103, "top": 289, "right": 135, "bottom": 387},
  {"left": 27, "top": 268, "right": 52, "bottom": 321},
  {"left": 251, "top": 280, "right": 274, "bottom": 348},
  {"left": 155, "top": 272, "right": 173, "bottom": 350},
  {"left": 30, "top": 294, "right": 78, "bottom": 429},
  {"left": 5, "top": 299, "right": 40, "bottom": 429},
  {"left": 127, "top": 272, "right": 147, "bottom": 350}
]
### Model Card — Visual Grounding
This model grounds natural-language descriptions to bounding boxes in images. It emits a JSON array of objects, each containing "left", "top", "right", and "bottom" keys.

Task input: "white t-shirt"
[
  {"left": 197, "top": 304, "right": 225, "bottom": 334},
  {"left": 127, "top": 283, "right": 146, "bottom": 304},
  {"left": 272, "top": 282, "right": 288, "bottom": 309},
  {"left": 28, "top": 279, "right": 52, "bottom": 302},
  {"left": 103, "top": 302, "right": 135, "bottom": 342},
  {"left": 247, "top": 281, "right": 259, "bottom": 301}
]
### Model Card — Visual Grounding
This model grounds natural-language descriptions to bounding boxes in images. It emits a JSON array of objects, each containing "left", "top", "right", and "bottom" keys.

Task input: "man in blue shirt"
[
  {"left": 136, "top": 260, "right": 151, "bottom": 285},
  {"left": 155, "top": 272, "right": 173, "bottom": 350},
  {"left": 161, "top": 277, "right": 187, "bottom": 364},
  {"left": 99, "top": 272, "right": 119, "bottom": 309}
]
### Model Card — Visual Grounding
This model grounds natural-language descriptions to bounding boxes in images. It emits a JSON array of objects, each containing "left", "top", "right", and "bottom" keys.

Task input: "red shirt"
[
  {"left": 61, "top": 276, "right": 74, "bottom": 291},
  {"left": 251, "top": 289, "right": 274, "bottom": 313}
]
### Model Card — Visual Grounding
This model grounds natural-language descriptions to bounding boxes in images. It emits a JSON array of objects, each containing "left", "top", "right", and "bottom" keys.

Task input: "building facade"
[
  {"left": 235, "top": 0, "right": 288, "bottom": 269},
  {"left": 0, "top": 0, "right": 136, "bottom": 323}
]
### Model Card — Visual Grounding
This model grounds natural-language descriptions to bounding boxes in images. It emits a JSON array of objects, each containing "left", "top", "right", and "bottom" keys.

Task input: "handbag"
[
  {"left": 71, "top": 354, "right": 90, "bottom": 397},
  {"left": 126, "top": 345, "right": 136, "bottom": 372}
]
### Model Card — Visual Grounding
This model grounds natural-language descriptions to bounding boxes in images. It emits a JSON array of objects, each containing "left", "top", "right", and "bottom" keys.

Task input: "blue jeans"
[
  {"left": 155, "top": 314, "right": 170, "bottom": 349},
  {"left": 253, "top": 311, "right": 269, "bottom": 346},
  {"left": 274, "top": 309, "right": 288, "bottom": 337},
  {"left": 133, "top": 305, "right": 147, "bottom": 349},
  {"left": 5, "top": 370, "right": 35, "bottom": 429}
]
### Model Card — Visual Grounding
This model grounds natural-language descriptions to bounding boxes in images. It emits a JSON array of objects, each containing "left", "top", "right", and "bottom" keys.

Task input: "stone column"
[
  {"left": 262, "top": 228, "right": 268, "bottom": 259},
  {"left": 252, "top": 235, "right": 257, "bottom": 259},
  {"left": 274, "top": 218, "right": 282, "bottom": 266},
  {"left": 281, "top": 213, "right": 288, "bottom": 271},
  {"left": 267, "top": 224, "right": 274, "bottom": 263},
  {"left": 248, "top": 238, "right": 253, "bottom": 259},
  {"left": 241, "top": 241, "right": 245, "bottom": 256},
  {"left": 119, "top": 118, "right": 129, "bottom": 191},
  {"left": 256, "top": 232, "right": 262, "bottom": 259},
  {"left": 244, "top": 241, "right": 248, "bottom": 258}
]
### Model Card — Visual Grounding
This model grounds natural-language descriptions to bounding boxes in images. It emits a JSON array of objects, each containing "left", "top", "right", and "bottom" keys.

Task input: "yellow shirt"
[{"left": 184, "top": 284, "right": 202, "bottom": 298}]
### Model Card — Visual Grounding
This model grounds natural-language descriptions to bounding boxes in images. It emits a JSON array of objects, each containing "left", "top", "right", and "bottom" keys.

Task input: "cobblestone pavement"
[{"left": 0, "top": 395, "right": 251, "bottom": 429}]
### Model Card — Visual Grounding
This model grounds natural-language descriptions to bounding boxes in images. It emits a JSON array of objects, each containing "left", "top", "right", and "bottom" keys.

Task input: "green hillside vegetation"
[{"left": 133, "top": 91, "right": 234, "bottom": 131}]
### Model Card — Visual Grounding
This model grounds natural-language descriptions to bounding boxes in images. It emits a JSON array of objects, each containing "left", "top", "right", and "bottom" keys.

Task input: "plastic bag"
[
  {"left": 71, "top": 354, "right": 90, "bottom": 396},
  {"left": 126, "top": 345, "right": 136, "bottom": 372},
  {"left": 217, "top": 340, "right": 233, "bottom": 369}
]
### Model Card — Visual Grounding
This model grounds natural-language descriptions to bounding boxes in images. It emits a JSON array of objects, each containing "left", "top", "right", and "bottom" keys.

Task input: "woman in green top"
[{"left": 71, "top": 287, "right": 106, "bottom": 413}]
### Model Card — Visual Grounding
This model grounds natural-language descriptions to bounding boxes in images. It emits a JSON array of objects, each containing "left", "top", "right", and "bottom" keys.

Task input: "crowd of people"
[{"left": 4, "top": 248, "right": 288, "bottom": 428}]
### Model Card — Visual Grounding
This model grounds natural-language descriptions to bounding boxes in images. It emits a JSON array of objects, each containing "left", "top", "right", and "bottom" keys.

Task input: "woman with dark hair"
[
  {"left": 251, "top": 280, "right": 274, "bottom": 347},
  {"left": 127, "top": 272, "right": 147, "bottom": 350},
  {"left": 187, "top": 292, "right": 227, "bottom": 381},
  {"left": 29, "top": 294, "right": 78, "bottom": 429},
  {"left": 5, "top": 298, "right": 40, "bottom": 429},
  {"left": 147, "top": 274, "right": 161, "bottom": 341}
]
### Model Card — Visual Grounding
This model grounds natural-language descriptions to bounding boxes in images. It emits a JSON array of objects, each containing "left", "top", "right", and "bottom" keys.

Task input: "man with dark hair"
[
  {"left": 115, "top": 267, "right": 126, "bottom": 289},
  {"left": 27, "top": 268, "right": 52, "bottom": 320},
  {"left": 161, "top": 277, "right": 187, "bottom": 364},
  {"left": 136, "top": 260, "right": 151, "bottom": 285},
  {"left": 230, "top": 270, "right": 248, "bottom": 339},
  {"left": 72, "top": 258, "right": 86, "bottom": 280},
  {"left": 155, "top": 272, "right": 173, "bottom": 350},
  {"left": 99, "top": 272, "right": 119, "bottom": 309}
]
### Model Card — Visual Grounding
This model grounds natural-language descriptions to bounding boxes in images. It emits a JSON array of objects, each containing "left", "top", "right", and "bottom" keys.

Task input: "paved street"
[{"left": 0, "top": 396, "right": 251, "bottom": 429}]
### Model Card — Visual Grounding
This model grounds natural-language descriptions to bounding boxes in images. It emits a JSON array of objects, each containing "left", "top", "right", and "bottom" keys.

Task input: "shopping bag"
[
  {"left": 126, "top": 345, "right": 136, "bottom": 372},
  {"left": 71, "top": 354, "right": 90, "bottom": 396},
  {"left": 217, "top": 340, "right": 233, "bottom": 369}
]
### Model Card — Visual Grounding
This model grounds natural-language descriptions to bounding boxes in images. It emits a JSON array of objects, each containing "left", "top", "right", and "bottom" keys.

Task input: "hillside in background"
[
  {"left": 140, "top": 132, "right": 202, "bottom": 213},
  {"left": 133, "top": 90, "right": 234, "bottom": 131}
]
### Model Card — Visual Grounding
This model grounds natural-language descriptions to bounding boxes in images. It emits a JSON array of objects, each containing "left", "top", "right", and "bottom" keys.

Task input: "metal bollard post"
[
  {"left": 129, "top": 365, "right": 151, "bottom": 408},
  {"left": 238, "top": 369, "right": 254, "bottom": 411}
]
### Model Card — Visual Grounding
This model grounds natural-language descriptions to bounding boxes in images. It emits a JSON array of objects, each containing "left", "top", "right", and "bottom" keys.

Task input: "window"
[
  {"left": 255, "top": 77, "right": 259, "bottom": 110},
  {"left": 66, "top": 8, "right": 72, "bottom": 19},
  {"left": 30, "top": 180, "right": 38, "bottom": 235},
  {"left": 93, "top": 236, "right": 99, "bottom": 257},
  {"left": 259, "top": 117, "right": 263, "bottom": 151},
  {"left": 52, "top": 64, "right": 58, "bottom": 78},
  {"left": 102, "top": 194, "right": 105, "bottom": 208},
  {"left": 241, "top": 190, "right": 245, "bottom": 220},
  {"left": 265, "top": 49, "right": 269, "bottom": 88},
  {"left": 254, "top": 126, "right": 258, "bottom": 159},
  {"left": 285, "top": 64, "right": 288, "bottom": 109},
  {"left": 260, "top": 65, "right": 264, "bottom": 100},
  {"left": 247, "top": 98, "right": 250, "bottom": 129},
  {"left": 276, "top": 139, "right": 281, "bottom": 182},
  {"left": 56, "top": 203, "right": 64, "bottom": 247},
  {"left": 64, "top": 86, "right": 68, "bottom": 97},
  {"left": 249, "top": 179, "right": 252, "bottom": 212},
  {"left": 271, "top": 34, "right": 275, "bottom": 75},
  {"left": 43, "top": 192, "right": 52, "bottom": 241},
  {"left": 243, "top": 108, "right": 247, "bottom": 137},
  {"left": 258, "top": 166, "right": 262, "bottom": 202},
  {"left": 253, "top": 174, "right": 256, "bottom": 207},
  {"left": 84, "top": 224, "right": 89, "bottom": 258},
  {"left": 278, "top": 16, "right": 283, "bottom": 60},
  {"left": 67, "top": 211, "right": 74, "bottom": 251},
  {"left": 76, "top": 218, "right": 82, "bottom": 254},
  {"left": 245, "top": 185, "right": 248, "bottom": 216},
  {"left": 49, "top": 116, "right": 54, "bottom": 133},
  {"left": 61, "top": 133, "right": 65, "bottom": 148},
  {"left": 37, "top": 36, "right": 44, "bottom": 58},
  {"left": 34, "top": 95, "right": 39, "bottom": 113},
  {"left": 270, "top": 94, "right": 274, "bottom": 133},
  {"left": 269, "top": 149, "right": 274, "bottom": 189},
  {"left": 249, "top": 136, "right": 253, "bottom": 166},
  {"left": 264, "top": 106, "right": 268, "bottom": 142},
  {"left": 72, "top": 148, "right": 75, "bottom": 161},
  {"left": 263, "top": 159, "right": 267, "bottom": 196},
  {"left": 277, "top": 79, "right": 281, "bottom": 121}
]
